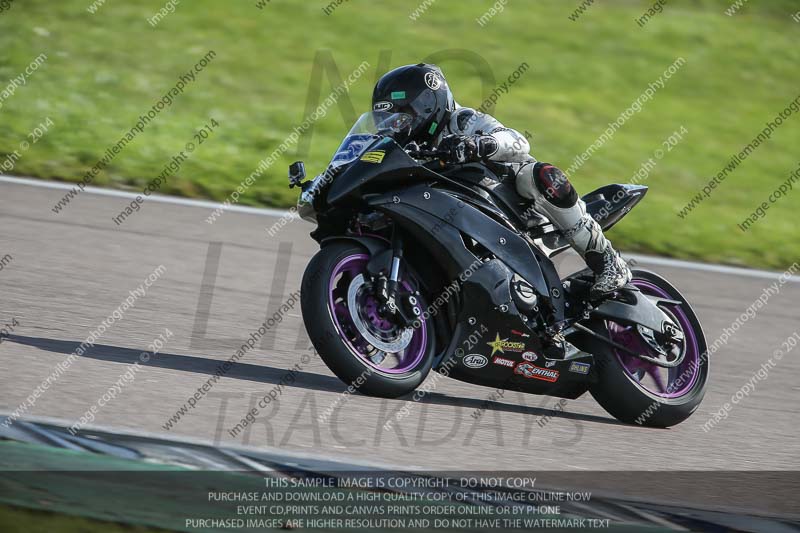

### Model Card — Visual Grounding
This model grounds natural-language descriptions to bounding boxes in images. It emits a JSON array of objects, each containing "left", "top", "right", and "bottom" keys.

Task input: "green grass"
[{"left": 1, "top": 0, "right": 798, "bottom": 268}]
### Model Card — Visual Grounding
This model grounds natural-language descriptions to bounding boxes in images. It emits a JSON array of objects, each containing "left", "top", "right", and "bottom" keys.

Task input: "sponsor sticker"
[
  {"left": 373, "top": 101, "right": 393, "bottom": 112},
  {"left": 390, "top": 91, "right": 406, "bottom": 100},
  {"left": 521, "top": 351, "right": 538, "bottom": 362},
  {"left": 360, "top": 150, "right": 386, "bottom": 164},
  {"left": 511, "top": 329, "right": 531, "bottom": 338},
  {"left": 486, "top": 333, "right": 525, "bottom": 356},
  {"left": 513, "top": 362, "right": 559, "bottom": 383},
  {"left": 569, "top": 361, "right": 591, "bottom": 375},
  {"left": 463, "top": 354, "right": 488, "bottom": 369},
  {"left": 492, "top": 356, "right": 515, "bottom": 368},
  {"left": 544, "top": 360, "right": 557, "bottom": 368}
]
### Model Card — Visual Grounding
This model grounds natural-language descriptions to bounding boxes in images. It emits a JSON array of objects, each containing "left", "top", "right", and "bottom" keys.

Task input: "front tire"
[
  {"left": 301, "top": 241, "right": 435, "bottom": 398},
  {"left": 589, "top": 269, "right": 709, "bottom": 427}
]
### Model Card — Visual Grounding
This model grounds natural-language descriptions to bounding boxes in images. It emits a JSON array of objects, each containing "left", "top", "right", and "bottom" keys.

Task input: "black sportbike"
[{"left": 290, "top": 111, "right": 708, "bottom": 427}]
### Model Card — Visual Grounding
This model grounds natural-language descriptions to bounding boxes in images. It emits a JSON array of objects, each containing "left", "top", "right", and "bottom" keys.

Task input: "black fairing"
[
  {"left": 369, "top": 185, "right": 564, "bottom": 317},
  {"left": 439, "top": 260, "right": 594, "bottom": 399},
  {"left": 440, "top": 162, "right": 551, "bottom": 230},
  {"left": 307, "top": 137, "right": 653, "bottom": 400},
  {"left": 585, "top": 184, "right": 648, "bottom": 230},
  {"left": 326, "top": 137, "right": 440, "bottom": 207}
]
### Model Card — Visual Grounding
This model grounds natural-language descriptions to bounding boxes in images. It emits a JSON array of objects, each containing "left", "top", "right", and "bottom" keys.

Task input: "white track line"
[
  {"left": 626, "top": 253, "right": 799, "bottom": 283},
  {"left": 1, "top": 175, "right": 796, "bottom": 283},
  {"left": 0, "top": 175, "right": 294, "bottom": 218}
]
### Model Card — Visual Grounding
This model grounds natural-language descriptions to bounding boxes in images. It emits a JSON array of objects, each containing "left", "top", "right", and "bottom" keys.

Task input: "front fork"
[{"left": 375, "top": 229, "right": 422, "bottom": 327}]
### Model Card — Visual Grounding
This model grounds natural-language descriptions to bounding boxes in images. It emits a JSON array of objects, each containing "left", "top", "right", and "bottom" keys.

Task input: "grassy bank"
[{"left": 0, "top": 0, "right": 798, "bottom": 268}]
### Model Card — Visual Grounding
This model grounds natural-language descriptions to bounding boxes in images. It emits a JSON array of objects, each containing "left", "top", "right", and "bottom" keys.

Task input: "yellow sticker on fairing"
[{"left": 360, "top": 150, "right": 385, "bottom": 164}]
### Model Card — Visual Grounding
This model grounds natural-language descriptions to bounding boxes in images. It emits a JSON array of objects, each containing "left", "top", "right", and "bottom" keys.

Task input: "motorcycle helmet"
[{"left": 371, "top": 63, "right": 455, "bottom": 146}]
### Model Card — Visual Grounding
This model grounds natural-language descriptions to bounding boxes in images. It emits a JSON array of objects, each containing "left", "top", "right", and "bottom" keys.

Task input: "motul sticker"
[
  {"left": 514, "top": 362, "right": 559, "bottom": 382},
  {"left": 492, "top": 356, "right": 515, "bottom": 368}
]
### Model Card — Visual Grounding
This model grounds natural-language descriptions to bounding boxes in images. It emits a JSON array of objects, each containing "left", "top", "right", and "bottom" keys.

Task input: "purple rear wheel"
[
  {"left": 607, "top": 279, "right": 701, "bottom": 400},
  {"left": 589, "top": 269, "right": 709, "bottom": 427}
]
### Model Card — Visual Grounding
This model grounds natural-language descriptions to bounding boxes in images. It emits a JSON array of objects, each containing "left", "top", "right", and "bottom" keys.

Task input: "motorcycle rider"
[{"left": 371, "top": 63, "right": 632, "bottom": 296}]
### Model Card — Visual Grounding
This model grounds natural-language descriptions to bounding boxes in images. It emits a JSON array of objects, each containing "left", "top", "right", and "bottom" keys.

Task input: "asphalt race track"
[{"left": 1, "top": 178, "right": 798, "bottom": 483}]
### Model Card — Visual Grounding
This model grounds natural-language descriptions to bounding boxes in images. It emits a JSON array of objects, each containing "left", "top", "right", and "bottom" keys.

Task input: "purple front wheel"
[
  {"left": 301, "top": 242, "right": 434, "bottom": 399},
  {"left": 327, "top": 253, "right": 428, "bottom": 375}
]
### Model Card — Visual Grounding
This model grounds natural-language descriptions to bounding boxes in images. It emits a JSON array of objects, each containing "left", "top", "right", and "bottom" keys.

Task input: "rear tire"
[
  {"left": 301, "top": 241, "right": 434, "bottom": 398},
  {"left": 589, "top": 269, "right": 709, "bottom": 428}
]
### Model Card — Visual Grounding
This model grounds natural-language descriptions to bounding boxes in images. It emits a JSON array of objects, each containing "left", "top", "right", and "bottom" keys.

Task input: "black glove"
[{"left": 438, "top": 134, "right": 498, "bottom": 164}]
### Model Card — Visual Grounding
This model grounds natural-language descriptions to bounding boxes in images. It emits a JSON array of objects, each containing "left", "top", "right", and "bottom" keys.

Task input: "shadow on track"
[{"left": 6, "top": 334, "right": 624, "bottom": 426}]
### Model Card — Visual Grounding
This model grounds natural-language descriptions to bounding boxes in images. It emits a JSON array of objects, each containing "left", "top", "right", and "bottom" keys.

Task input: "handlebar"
[{"left": 404, "top": 144, "right": 446, "bottom": 160}]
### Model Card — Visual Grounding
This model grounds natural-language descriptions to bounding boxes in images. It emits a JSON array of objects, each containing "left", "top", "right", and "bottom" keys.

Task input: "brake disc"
[{"left": 347, "top": 274, "right": 413, "bottom": 353}]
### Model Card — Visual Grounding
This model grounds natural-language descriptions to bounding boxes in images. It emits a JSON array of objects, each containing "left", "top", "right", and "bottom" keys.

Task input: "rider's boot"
[{"left": 564, "top": 213, "right": 632, "bottom": 296}]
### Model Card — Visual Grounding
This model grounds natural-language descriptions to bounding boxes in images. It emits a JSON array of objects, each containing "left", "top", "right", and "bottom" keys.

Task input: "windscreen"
[{"left": 328, "top": 111, "right": 416, "bottom": 168}]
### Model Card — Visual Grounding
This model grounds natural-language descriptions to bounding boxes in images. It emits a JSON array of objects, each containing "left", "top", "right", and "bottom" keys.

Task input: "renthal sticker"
[
  {"left": 424, "top": 71, "right": 442, "bottom": 90},
  {"left": 463, "top": 354, "right": 488, "bottom": 369},
  {"left": 521, "top": 351, "right": 538, "bottom": 362},
  {"left": 373, "top": 101, "right": 393, "bottom": 112},
  {"left": 514, "top": 362, "right": 559, "bottom": 383},
  {"left": 487, "top": 333, "right": 525, "bottom": 356},
  {"left": 511, "top": 329, "right": 530, "bottom": 338},
  {"left": 492, "top": 356, "right": 515, "bottom": 368},
  {"left": 569, "top": 362, "right": 591, "bottom": 375},
  {"left": 360, "top": 150, "right": 386, "bottom": 164}
]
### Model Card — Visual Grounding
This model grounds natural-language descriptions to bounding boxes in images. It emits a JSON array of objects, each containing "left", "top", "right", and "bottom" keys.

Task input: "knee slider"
[{"left": 533, "top": 162, "right": 578, "bottom": 208}]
